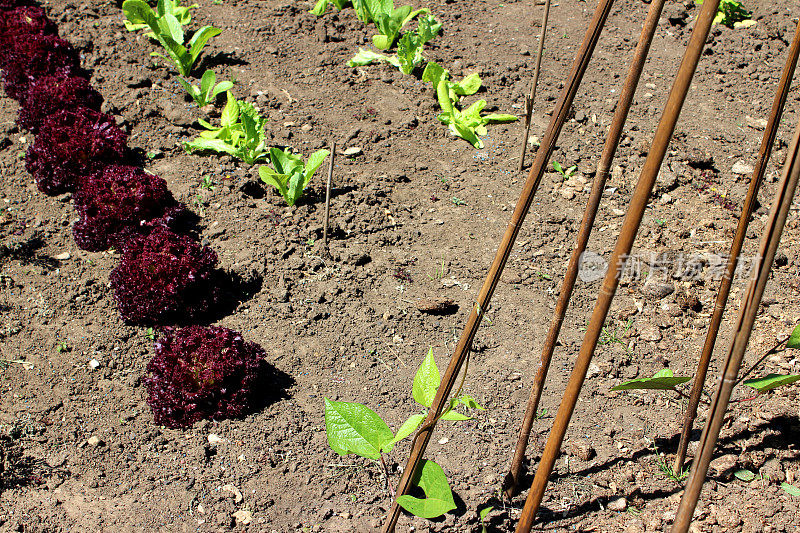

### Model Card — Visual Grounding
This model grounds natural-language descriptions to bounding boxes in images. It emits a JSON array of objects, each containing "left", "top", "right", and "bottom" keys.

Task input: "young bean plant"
[
  {"left": 611, "top": 323, "right": 800, "bottom": 398},
  {"left": 324, "top": 348, "right": 483, "bottom": 519}
]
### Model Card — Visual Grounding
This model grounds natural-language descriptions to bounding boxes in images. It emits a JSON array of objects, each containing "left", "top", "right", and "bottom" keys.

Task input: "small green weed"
[
  {"left": 552, "top": 160, "right": 577, "bottom": 179},
  {"left": 428, "top": 259, "right": 446, "bottom": 281}
]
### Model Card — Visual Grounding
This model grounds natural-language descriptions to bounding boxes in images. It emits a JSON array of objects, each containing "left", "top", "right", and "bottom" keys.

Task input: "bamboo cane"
[
  {"left": 504, "top": 0, "right": 667, "bottom": 498},
  {"left": 514, "top": 1, "right": 722, "bottom": 531},
  {"left": 323, "top": 142, "right": 335, "bottom": 249},
  {"left": 517, "top": 0, "right": 552, "bottom": 172},
  {"left": 672, "top": 16, "right": 800, "bottom": 477},
  {"left": 380, "top": 0, "right": 617, "bottom": 530},
  {"left": 671, "top": 112, "right": 800, "bottom": 533}
]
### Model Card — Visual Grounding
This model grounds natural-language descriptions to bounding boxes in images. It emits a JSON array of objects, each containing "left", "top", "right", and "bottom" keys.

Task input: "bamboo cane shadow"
[
  {"left": 508, "top": 413, "right": 800, "bottom": 523},
  {"left": 519, "top": 413, "right": 799, "bottom": 485}
]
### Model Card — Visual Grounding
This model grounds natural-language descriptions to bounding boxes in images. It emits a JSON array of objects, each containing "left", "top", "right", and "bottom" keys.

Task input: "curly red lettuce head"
[
  {"left": 0, "top": 6, "right": 57, "bottom": 46},
  {"left": 145, "top": 325, "right": 270, "bottom": 428},
  {"left": 0, "top": 0, "right": 36, "bottom": 11},
  {"left": 72, "top": 165, "right": 191, "bottom": 252},
  {"left": 18, "top": 73, "right": 102, "bottom": 132},
  {"left": 109, "top": 227, "right": 222, "bottom": 325},
  {"left": 1, "top": 34, "right": 82, "bottom": 100},
  {"left": 25, "top": 107, "right": 128, "bottom": 195}
]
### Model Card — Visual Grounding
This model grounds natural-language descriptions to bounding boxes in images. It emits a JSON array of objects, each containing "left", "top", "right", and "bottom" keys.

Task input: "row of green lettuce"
[
  {"left": 312, "top": 0, "right": 518, "bottom": 149},
  {"left": 122, "top": 0, "right": 328, "bottom": 206}
]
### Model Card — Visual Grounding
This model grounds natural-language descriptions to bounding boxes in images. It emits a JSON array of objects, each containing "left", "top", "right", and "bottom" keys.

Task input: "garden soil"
[{"left": 2, "top": 0, "right": 800, "bottom": 531}]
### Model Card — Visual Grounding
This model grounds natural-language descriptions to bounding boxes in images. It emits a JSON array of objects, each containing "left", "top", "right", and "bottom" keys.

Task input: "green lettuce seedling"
[
  {"left": 124, "top": 0, "right": 197, "bottom": 37},
  {"left": 697, "top": 0, "right": 752, "bottom": 28},
  {"left": 422, "top": 61, "right": 481, "bottom": 102},
  {"left": 324, "top": 348, "right": 482, "bottom": 519},
  {"left": 348, "top": 15, "right": 440, "bottom": 75},
  {"left": 370, "top": 1, "right": 429, "bottom": 50},
  {"left": 434, "top": 75, "right": 517, "bottom": 149},
  {"left": 423, "top": 62, "right": 517, "bottom": 148},
  {"left": 310, "top": 0, "right": 349, "bottom": 16},
  {"left": 258, "top": 148, "right": 330, "bottom": 206},
  {"left": 178, "top": 69, "right": 233, "bottom": 107},
  {"left": 349, "top": 48, "right": 401, "bottom": 69},
  {"left": 184, "top": 92, "right": 269, "bottom": 165},
  {"left": 311, "top": 0, "right": 372, "bottom": 23},
  {"left": 122, "top": 0, "right": 221, "bottom": 76}
]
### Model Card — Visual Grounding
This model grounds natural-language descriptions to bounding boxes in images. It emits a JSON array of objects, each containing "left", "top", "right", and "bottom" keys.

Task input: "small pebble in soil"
[
  {"left": 233, "top": 510, "right": 252, "bottom": 525},
  {"left": 208, "top": 434, "right": 226, "bottom": 446},
  {"left": 607, "top": 497, "right": 627, "bottom": 512},
  {"left": 568, "top": 439, "right": 596, "bottom": 461},
  {"left": 342, "top": 146, "right": 363, "bottom": 157}
]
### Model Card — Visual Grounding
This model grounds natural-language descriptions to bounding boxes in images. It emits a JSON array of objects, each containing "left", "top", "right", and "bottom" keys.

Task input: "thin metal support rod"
[
  {"left": 323, "top": 142, "right": 336, "bottom": 249},
  {"left": 515, "top": 1, "right": 721, "bottom": 531},
  {"left": 517, "top": 0, "right": 552, "bottom": 172},
  {"left": 505, "top": 0, "right": 666, "bottom": 498},
  {"left": 380, "top": 0, "right": 616, "bottom": 530},
  {"left": 672, "top": 16, "right": 800, "bottom": 477},
  {"left": 671, "top": 112, "right": 800, "bottom": 533}
]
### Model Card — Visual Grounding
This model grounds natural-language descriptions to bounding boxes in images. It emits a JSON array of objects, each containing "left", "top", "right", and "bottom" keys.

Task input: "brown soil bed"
[{"left": 1, "top": 0, "right": 799, "bottom": 531}]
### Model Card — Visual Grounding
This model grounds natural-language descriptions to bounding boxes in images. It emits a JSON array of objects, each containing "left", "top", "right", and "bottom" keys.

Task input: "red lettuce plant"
[
  {"left": 1, "top": 34, "right": 82, "bottom": 100},
  {"left": 25, "top": 107, "right": 128, "bottom": 195},
  {"left": 145, "top": 325, "right": 269, "bottom": 428},
  {"left": 0, "top": 1, "right": 35, "bottom": 11},
  {"left": 110, "top": 227, "right": 222, "bottom": 325},
  {"left": 0, "top": 6, "right": 57, "bottom": 45},
  {"left": 72, "top": 165, "right": 191, "bottom": 251},
  {"left": 18, "top": 74, "right": 103, "bottom": 132}
]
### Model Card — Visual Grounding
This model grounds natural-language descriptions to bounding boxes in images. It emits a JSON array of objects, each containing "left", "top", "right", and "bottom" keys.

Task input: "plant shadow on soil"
[
  {"left": 0, "top": 435, "right": 63, "bottom": 497},
  {"left": 509, "top": 414, "right": 800, "bottom": 527},
  {"left": 0, "top": 233, "right": 59, "bottom": 271},
  {"left": 198, "top": 52, "right": 248, "bottom": 72}
]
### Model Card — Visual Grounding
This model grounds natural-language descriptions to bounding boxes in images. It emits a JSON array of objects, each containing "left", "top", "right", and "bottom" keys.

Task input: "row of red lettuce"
[{"left": 0, "top": 0, "right": 278, "bottom": 429}]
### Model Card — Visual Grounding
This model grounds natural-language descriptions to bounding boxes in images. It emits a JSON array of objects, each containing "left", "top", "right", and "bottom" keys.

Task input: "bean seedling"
[
  {"left": 552, "top": 160, "right": 577, "bottom": 179},
  {"left": 612, "top": 323, "right": 800, "bottom": 398},
  {"left": 324, "top": 347, "right": 483, "bottom": 519}
]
